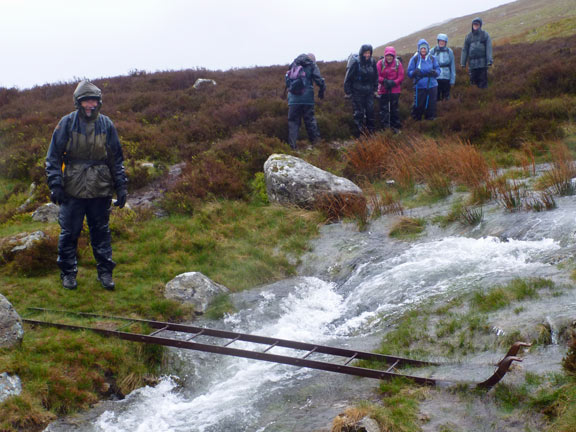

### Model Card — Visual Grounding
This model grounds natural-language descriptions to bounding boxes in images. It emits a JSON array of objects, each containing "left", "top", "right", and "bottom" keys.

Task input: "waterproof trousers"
[
  {"left": 57, "top": 196, "right": 115, "bottom": 277},
  {"left": 352, "top": 92, "right": 375, "bottom": 136},
  {"left": 411, "top": 87, "right": 438, "bottom": 121},
  {"left": 288, "top": 104, "right": 320, "bottom": 149},
  {"left": 378, "top": 94, "right": 401, "bottom": 130},
  {"left": 437, "top": 79, "right": 451, "bottom": 101},
  {"left": 469, "top": 68, "right": 488, "bottom": 89}
]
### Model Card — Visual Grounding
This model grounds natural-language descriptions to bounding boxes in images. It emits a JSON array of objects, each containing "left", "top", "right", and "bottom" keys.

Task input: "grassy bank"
[{"left": 0, "top": 200, "right": 322, "bottom": 431}]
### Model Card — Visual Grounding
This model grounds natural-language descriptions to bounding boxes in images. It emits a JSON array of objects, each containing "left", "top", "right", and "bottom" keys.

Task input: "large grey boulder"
[
  {"left": 32, "top": 203, "right": 60, "bottom": 223},
  {"left": 0, "top": 373, "right": 22, "bottom": 403},
  {"left": 0, "top": 294, "right": 23, "bottom": 348},
  {"left": 164, "top": 272, "right": 229, "bottom": 314},
  {"left": 264, "top": 154, "right": 363, "bottom": 208}
]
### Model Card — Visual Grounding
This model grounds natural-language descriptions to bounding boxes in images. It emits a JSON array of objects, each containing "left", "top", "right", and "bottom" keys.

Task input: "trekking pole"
[
  {"left": 424, "top": 76, "right": 431, "bottom": 110},
  {"left": 388, "top": 95, "right": 391, "bottom": 130}
]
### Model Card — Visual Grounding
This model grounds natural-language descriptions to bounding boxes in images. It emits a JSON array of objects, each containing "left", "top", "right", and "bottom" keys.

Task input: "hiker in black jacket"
[
  {"left": 461, "top": 17, "right": 493, "bottom": 89},
  {"left": 344, "top": 44, "right": 378, "bottom": 136}
]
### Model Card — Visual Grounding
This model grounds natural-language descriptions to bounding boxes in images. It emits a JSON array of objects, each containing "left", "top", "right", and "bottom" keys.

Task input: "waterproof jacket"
[
  {"left": 46, "top": 81, "right": 127, "bottom": 199},
  {"left": 286, "top": 54, "right": 326, "bottom": 106},
  {"left": 430, "top": 34, "right": 456, "bottom": 85},
  {"left": 407, "top": 39, "right": 441, "bottom": 89},
  {"left": 377, "top": 46, "right": 404, "bottom": 95},
  {"left": 344, "top": 44, "right": 378, "bottom": 95},
  {"left": 461, "top": 18, "right": 493, "bottom": 69}
]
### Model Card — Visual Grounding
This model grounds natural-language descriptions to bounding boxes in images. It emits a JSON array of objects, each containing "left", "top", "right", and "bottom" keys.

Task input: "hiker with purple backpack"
[
  {"left": 407, "top": 39, "right": 441, "bottom": 121},
  {"left": 284, "top": 53, "right": 326, "bottom": 150}
]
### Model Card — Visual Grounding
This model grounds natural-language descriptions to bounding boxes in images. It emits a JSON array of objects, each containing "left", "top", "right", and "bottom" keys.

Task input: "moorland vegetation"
[{"left": 0, "top": 31, "right": 575, "bottom": 431}]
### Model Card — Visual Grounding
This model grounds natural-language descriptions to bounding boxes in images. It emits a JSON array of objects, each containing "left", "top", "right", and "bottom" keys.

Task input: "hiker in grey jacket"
[
  {"left": 430, "top": 33, "right": 455, "bottom": 101},
  {"left": 285, "top": 53, "right": 326, "bottom": 150},
  {"left": 461, "top": 17, "right": 493, "bottom": 89},
  {"left": 45, "top": 80, "right": 127, "bottom": 291}
]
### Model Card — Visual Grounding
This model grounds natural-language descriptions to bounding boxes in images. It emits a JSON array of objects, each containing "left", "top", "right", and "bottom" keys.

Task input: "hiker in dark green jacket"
[
  {"left": 45, "top": 80, "right": 127, "bottom": 291},
  {"left": 461, "top": 17, "right": 493, "bottom": 89}
]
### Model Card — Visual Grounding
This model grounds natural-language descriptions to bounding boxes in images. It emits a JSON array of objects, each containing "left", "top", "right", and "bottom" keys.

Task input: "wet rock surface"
[
  {"left": 32, "top": 203, "right": 60, "bottom": 223},
  {"left": 164, "top": 272, "right": 229, "bottom": 314},
  {"left": 264, "top": 154, "right": 363, "bottom": 208},
  {"left": 0, "top": 294, "right": 23, "bottom": 348},
  {"left": 0, "top": 373, "right": 22, "bottom": 403}
]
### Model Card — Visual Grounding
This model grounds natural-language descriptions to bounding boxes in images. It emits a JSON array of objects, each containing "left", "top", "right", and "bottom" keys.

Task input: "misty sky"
[{"left": 0, "top": 0, "right": 515, "bottom": 89}]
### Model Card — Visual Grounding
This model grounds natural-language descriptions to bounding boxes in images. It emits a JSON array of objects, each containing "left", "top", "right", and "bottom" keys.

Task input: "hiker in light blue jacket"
[
  {"left": 407, "top": 39, "right": 441, "bottom": 121},
  {"left": 430, "top": 34, "right": 455, "bottom": 101}
]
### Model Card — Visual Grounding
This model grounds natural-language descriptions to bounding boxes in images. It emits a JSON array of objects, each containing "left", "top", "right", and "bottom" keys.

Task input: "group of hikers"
[
  {"left": 285, "top": 17, "right": 493, "bottom": 149},
  {"left": 44, "top": 17, "right": 491, "bottom": 291}
]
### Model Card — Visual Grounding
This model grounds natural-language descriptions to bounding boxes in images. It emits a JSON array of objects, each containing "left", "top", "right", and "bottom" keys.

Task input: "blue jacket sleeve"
[
  {"left": 433, "top": 57, "right": 441, "bottom": 78},
  {"left": 407, "top": 56, "right": 417, "bottom": 78},
  {"left": 45, "top": 115, "right": 71, "bottom": 189},
  {"left": 449, "top": 49, "right": 456, "bottom": 85},
  {"left": 486, "top": 34, "right": 493, "bottom": 66}
]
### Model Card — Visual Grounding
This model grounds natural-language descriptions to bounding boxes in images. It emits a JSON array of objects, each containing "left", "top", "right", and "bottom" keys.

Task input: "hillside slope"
[{"left": 374, "top": 0, "right": 576, "bottom": 57}]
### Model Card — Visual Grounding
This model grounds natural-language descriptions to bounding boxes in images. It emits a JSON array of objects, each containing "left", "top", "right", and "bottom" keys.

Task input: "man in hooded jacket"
[
  {"left": 45, "top": 80, "right": 127, "bottom": 291},
  {"left": 344, "top": 44, "right": 378, "bottom": 136},
  {"left": 461, "top": 17, "right": 493, "bottom": 89},
  {"left": 285, "top": 53, "right": 326, "bottom": 150}
]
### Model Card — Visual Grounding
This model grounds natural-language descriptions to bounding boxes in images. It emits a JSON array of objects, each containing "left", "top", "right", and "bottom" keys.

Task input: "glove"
[
  {"left": 114, "top": 187, "right": 127, "bottom": 209},
  {"left": 318, "top": 88, "right": 325, "bottom": 99},
  {"left": 386, "top": 79, "right": 395, "bottom": 89},
  {"left": 344, "top": 93, "right": 352, "bottom": 99},
  {"left": 428, "top": 70, "right": 439, "bottom": 78},
  {"left": 412, "top": 69, "right": 422, "bottom": 79},
  {"left": 50, "top": 186, "right": 67, "bottom": 205}
]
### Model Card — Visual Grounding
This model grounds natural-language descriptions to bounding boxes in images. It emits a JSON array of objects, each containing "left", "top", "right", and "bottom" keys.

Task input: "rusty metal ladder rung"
[
  {"left": 185, "top": 329, "right": 205, "bottom": 341},
  {"left": 302, "top": 347, "right": 317, "bottom": 359},
  {"left": 223, "top": 336, "right": 241, "bottom": 347},
  {"left": 262, "top": 341, "right": 279, "bottom": 353},
  {"left": 149, "top": 326, "right": 169, "bottom": 337},
  {"left": 344, "top": 353, "right": 358, "bottom": 366}
]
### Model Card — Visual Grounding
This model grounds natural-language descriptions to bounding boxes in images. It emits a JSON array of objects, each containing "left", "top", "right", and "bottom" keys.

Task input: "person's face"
[
  {"left": 363, "top": 51, "right": 371, "bottom": 60},
  {"left": 80, "top": 98, "right": 98, "bottom": 117},
  {"left": 473, "top": 22, "right": 480, "bottom": 30},
  {"left": 438, "top": 40, "right": 447, "bottom": 47},
  {"left": 385, "top": 54, "right": 394, "bottom": 63},
  {"left": 420, "top": 46, "right": 427, "bottom": 56}
]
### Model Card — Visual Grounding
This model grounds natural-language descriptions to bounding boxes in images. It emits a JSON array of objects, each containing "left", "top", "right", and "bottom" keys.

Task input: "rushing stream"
[{"left": 46, "top": 193, "right": 576, "bottom": 432}]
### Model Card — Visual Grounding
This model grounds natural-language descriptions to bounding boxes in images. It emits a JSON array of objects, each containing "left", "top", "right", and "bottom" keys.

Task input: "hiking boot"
[
  {"left": 98, "top": 273, "right": 115, "bottom": 291},
  {"left": 61, "top": 274, "right": 77, "bottom": 290}
]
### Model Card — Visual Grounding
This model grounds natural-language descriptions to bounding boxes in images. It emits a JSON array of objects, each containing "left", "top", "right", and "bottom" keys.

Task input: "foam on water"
[
  {"left": 83, "top": 236, "right": 560, "bottom": 431},
  {"left": 95, "top": 277, "right": 343, "bottom": 432}
]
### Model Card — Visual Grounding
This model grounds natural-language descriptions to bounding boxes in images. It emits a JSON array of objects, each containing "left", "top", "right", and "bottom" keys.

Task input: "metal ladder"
[{"left": 22, "top": 308, "right": 530, "bottom": 389}]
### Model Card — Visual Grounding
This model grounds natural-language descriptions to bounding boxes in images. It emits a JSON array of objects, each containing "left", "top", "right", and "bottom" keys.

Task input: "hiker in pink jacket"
[{"left": 377, "top": 46, "right": 404, "bottom": 132}]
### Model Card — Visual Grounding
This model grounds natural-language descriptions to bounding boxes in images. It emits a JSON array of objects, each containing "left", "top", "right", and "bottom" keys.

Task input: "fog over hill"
[{"left": 375, "top": 0, "right": 576, "bottom": 57}]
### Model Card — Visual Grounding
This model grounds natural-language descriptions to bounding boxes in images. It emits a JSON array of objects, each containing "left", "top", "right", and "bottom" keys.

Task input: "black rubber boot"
[
  {"left": 61, "top": 274, "right": 77, "bottom": 290},
  {"left": 98, "top": 273, "right": 115, "bottom": 291}
]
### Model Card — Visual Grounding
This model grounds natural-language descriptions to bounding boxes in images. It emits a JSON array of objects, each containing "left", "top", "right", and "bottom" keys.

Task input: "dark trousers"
[
  {"left": 379, "top": 93, "right": 401, "bottom": 130},
  {"left": 288, "top": 104, "right": 319, "bottom": 149},
  {"left": 57, "top": 196, "right": 115, "bottom": 277},
  {"left": 411, "top": 86, "right": 438, "bottom": 121},
  {"left": 470, "top": 68, "right": 488, "bottom": 89},
  {"left": 352, "top": 92, "right": 375, "bottom": 136},
  {"left": 437, "top": 79, "right": 451, "bottom": 101}
]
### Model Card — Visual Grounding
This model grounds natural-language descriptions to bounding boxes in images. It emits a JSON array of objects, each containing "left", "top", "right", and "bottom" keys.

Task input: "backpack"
[{"left": 286, "top": 64, "right": 308, "bottom": 95}]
